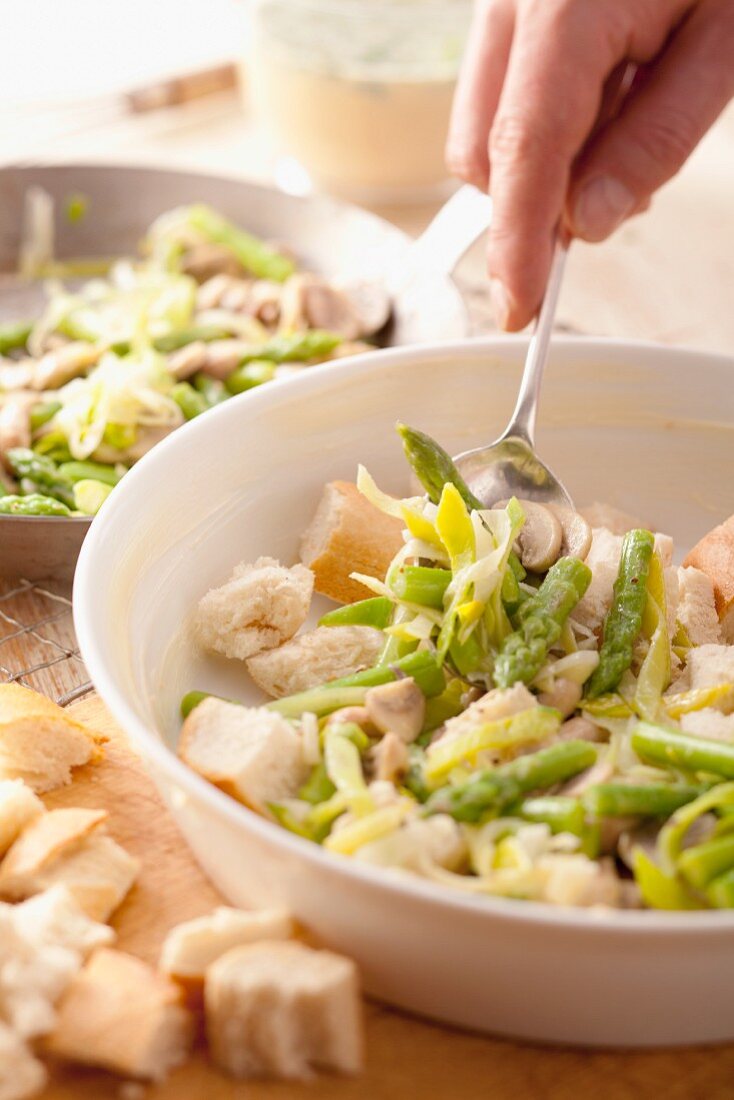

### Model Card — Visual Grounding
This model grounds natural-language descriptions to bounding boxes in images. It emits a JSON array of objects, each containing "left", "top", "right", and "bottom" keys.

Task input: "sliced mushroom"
[
  {"left": 280, "top": 273, "right": 362, "bottom": 341},
  {"left": 512, "top": 499, "right": 563, "bottom": 572},
  {"left": 167, "top": 341, "right": 209, "bottom": 380},
  {"left": 538, "top": 677, "right": 582, "bottom": 719},
  {"left": 31, "top": 342, "right": 102, "bottom": 391},
  {"left": 197, "top": 275, "right": 246, "bottom": 312},
  {"left": 546, "top": 503, "right": 592, "bottom": 560},
  {"left": 364, "top": 677, "right": 425, "bottom": 743},
  {"left": 337, "top": 277, "right": 392, "bottom": 337},
  {"left": 180, "top": 242, "right": 243, "bottom": 282},
  {"left": 371, "top": 732, "right": 409, "bottom": 782}
]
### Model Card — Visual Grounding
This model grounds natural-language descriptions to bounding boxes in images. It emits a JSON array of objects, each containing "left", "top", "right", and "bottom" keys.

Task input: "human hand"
[{"left": 447, "top": 0, "right": 734, "bottom": 330}]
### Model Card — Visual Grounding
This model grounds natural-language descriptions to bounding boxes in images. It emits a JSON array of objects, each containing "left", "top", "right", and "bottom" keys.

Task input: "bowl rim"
[{"left": 74, "top": 333, "right": 734, "bottom": 933}]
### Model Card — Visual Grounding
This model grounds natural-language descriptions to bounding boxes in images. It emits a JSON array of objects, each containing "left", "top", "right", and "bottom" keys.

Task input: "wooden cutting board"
[{"left": 41, "top": 695, "right": 734, "bottom": 1100}]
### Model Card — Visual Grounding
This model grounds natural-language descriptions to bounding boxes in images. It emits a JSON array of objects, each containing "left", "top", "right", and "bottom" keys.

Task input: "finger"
[
  {"left": 445, "top": 0, "right": 515, "bottom": 190},
  {"left": 486, "top": 2, "right": 625, "bottom": 330},
  {"left": 569, "top": 0, "right": 734, "bottom": 242}
]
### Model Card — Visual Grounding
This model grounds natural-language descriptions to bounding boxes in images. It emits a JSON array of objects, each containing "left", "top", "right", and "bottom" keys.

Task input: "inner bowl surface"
[{"left": 75, "top": 336, "right": 734, "bottom": 1046}]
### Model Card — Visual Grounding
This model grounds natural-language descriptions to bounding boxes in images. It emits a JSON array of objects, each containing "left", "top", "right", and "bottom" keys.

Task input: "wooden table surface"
[{"left": 1, "top": 78, "right": 734, "bottom": 1100}]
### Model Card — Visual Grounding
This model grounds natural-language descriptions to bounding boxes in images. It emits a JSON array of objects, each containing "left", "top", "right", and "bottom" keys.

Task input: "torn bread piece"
[
  {"left": 571, "top": 527, "right": 624, "bottom": 634},
  {"left": 0, "top": 684, "right": 104, "bottom": 793},
  {"left": 206, "top": 940, "right": 363, "bottom": 1080},
  {"left": 178, "top": 698, "right": 307, "bottom": 812},
  {"left": 683, "top": 514, "right": 734, "bottom": 641},
  {"left": 15, "top": 884, "right": 115, "bottom": 957},
  {"left": 300, "top": 480, "right": 404, "bottom": 604},
  {"left": 160, "top": 907, "right": 293, "bottom": 989},
  {"left": 672, "top": 644, "right": 734, "bottom": 698},
  {"left": 194, "top": 556, "right": 313, "bottom": 661},
  {"left": 0, "top": 779, "right": 44, "bottom": 857},
  {"left": 0, "top": 1020, "right": 47, "bottom": 1100},
  {"left": 677, "top": 566, "right": 721, "bottom": 646},
  {"left": 0, "top": 905, "right": 80, "bottom": 1039},
  {"left": 0, "top": 808, "right": 139, "bottom": 922},
  {"left": 247, "top": 625, "right": 383, "bottom": 699},
  {"left": 0, "top": 888, "right": 115, "bottom": 1041},
  {"left": 43, "top": 949, "right": 193, "bottom": 1082}
]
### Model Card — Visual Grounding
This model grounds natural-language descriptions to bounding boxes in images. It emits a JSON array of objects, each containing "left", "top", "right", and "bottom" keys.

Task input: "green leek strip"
[
  {"left": 435, "top": 482, "right": 475, "bottom": 572},
  {"left": 632, "top": 849, "right": 701, "bottom": 910},
  {"left": 319, "top": 596, "right": 393, "bottom": 629},
  {"left": 678, "top": 833, "right": 734, "bottom": 891},
  {"left": 706, "top": 868, "right": 734, "bottom": 908},
  {"left": 324, "top": 803, "right": 409, "bottom": 855},
  {"left": 419, "top": 679, "right": 467, "bottom": 739},
  {"left": 634, "top": 551, "right": 671, "bottom": 721},
  {"left": 657, "top": 782, "right": 734, "bottom": 874},
  {"left": 323, "top": 727, "right": 373, "bottom": 816},
  {"left": 586, "top": 682, "right": 734, "bottom": 722},
  {"left": 424, "top": 706, "right": 561, "bottom": 783}
]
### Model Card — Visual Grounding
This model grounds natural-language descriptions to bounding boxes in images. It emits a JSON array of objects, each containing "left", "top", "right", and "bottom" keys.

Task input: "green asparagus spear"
[
  {"left": 396, "top": 422, "right": 482, "bottom": 510},
  {"left": 0, "top": 320, "right": 32, "bottom": 355},
  {"left": 192, "top": 372, "right": 228, "bottom": 405},
  {"left": 391, "top": 565, "right": 451, "bottom": 609},
  {"left": 319, "top": 596, "right": 393, "bottom": 629},
  {"left": 4, "top": 449, "right": 75, "bottom": 508},
  {"left": 231, "top": 330, "right": 342, "bottom": 373},
  {"left": 333, "top": 650, "right": 445, "bottom": 695},
  {"left": 153, "top": 325, "right": 231, "bottom": 353},
  {"left": 225, "top": 360, "right": 275, "bottom": 395},
  {"left": 269, "top": 686, "right": 370, "bottom": 720},
  {"left": 517, "top": 795, "right": 586, "bottom": 835},
  {"left": 517, "top": 794, "right": 600, "bottom": 856},
  {"left": 186, "top": 204, "right": 296, "bottom": 283},
  {"left": 583, "top": 782, "right": 708, "bottom": 818},
  {"left": 29, "top": 401, "right": 62, "bottom": 432},
  {"left": 678, "top": 833, "right": 734, "bottom": 891},
  {"left": 631, "top": 721, "right": 734, "bottom": 779},
  {"left": 0, "top": 493, "right": 71, "bottom": 516},
  {"left": 494, "top": 557, "right": 592, "bottom": 688},
  {"left": 586, "top": 529, "right": 655, "bottom": 698},
  {"left": 271, "top": 651, "right": 446, "bottom": 720},
  {"left": 424, "top": 740, "right": 597, "bottom": 822},
  {"left": 171, "top": 381, "right": 208, "bottom": 420},
  {"left": 58, "top": 461, "right": 125, "bottom": 487}
]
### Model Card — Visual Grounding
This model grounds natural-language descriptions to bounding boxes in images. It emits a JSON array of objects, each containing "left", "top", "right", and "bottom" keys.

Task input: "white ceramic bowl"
[{"left": 75, "top": 337, "right": 734, "bottom": 1047}]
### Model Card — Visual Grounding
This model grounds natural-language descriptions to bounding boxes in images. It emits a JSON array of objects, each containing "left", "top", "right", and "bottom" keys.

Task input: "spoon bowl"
[{"left": 455, "top": 433, "right": 573, "bottom": 509}]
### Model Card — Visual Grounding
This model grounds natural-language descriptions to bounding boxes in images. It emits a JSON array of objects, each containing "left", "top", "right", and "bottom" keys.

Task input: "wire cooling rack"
[{"left": 0, "top": 578, "right": 93, "bottom": 707}]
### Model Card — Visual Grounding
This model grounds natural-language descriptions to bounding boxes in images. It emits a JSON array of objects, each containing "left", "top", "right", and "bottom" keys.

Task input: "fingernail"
[
  {"left": 490, "top": 278, "right": 511, "bottom": 330},
  {"left": 573, "top": 176, "right": 635, "bottom": 241}
]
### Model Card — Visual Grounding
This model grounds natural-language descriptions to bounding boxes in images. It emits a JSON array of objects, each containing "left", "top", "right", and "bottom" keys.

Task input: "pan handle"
[{"left": 408, "top": 185, "right": 493, "bottom": 275}]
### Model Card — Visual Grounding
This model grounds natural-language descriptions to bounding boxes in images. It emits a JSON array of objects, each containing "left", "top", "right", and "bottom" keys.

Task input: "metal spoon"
[{"left": 454, "top": 235, "right": 572, "bottom": 508}]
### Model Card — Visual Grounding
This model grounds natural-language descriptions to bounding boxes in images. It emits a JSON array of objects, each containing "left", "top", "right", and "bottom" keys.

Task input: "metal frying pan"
[{"left": 0, "top": 164, "right": 489, "bottom": 580}]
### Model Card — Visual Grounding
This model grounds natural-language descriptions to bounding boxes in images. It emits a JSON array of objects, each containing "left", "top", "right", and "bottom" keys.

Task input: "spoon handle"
[{"left": 502, "top": 237, "right": 568, "bottom": 447}]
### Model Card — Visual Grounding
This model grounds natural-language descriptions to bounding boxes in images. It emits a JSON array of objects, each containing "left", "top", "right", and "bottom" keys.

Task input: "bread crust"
[
  {"left": 683, "top": 514, "right": 734, "bottom": 620},
  {"left": 300, "top": 481, "right": 403, "bottom": 604},
  {"left": 0, "top": 809, "right": 107, "bottom": 881}
]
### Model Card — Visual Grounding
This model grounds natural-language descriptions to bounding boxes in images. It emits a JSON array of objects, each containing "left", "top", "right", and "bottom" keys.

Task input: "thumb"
[{"left": 568, "top": 0, "right": 734, "bottom": 243}]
